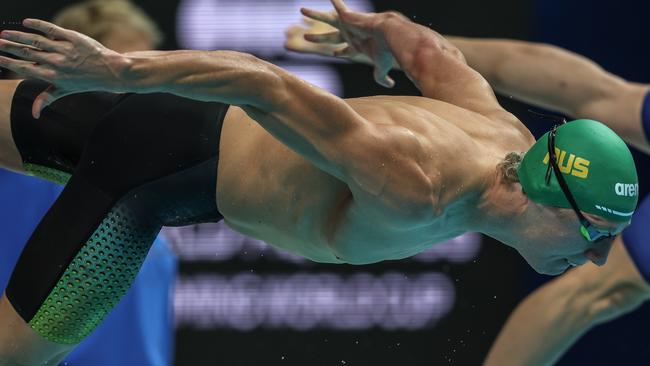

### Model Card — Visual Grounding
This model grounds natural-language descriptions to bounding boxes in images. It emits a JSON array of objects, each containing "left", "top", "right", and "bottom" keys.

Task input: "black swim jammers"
[{"left": 6, "top": 79, "right": 229, "bottom": 344}]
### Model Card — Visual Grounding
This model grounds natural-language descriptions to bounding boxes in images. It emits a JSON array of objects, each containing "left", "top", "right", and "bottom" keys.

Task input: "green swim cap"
[{"left": 518, "top": 119, "right": 638, "bottom": 222}]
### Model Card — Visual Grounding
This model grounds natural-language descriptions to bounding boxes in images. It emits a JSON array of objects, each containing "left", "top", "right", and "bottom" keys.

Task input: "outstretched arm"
[
  {"left": 485, "top": 239, "right": 650, "bottom": 366},
  {"left": 0, "top": 18, "right": 435, "bottom": 226},
  {"left": 447, "top": 37, "right": 650, "bottom": 153}
]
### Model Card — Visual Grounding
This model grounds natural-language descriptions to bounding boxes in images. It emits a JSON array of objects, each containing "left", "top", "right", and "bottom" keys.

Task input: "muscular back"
[{"left": 217, "top": 95, "right": 533, "bottom": 263}]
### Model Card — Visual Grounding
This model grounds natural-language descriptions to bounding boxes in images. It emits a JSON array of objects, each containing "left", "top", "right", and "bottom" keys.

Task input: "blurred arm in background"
[
  {"left": 446, "top": 37, "right": 650, "bottom": 154},
  {"left": 484, "top": 238, "right": 650, "bottom": 366}
]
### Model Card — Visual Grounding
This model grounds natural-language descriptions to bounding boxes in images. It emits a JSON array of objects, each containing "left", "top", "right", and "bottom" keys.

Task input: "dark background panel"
[{"left": 174, "top": 241, "right": 523, "bottom": 366}]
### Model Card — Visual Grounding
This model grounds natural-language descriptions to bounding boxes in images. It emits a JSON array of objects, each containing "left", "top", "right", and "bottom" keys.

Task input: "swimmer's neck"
[{"left": 473, "top": 169, "right": 532, "bottom": 246}]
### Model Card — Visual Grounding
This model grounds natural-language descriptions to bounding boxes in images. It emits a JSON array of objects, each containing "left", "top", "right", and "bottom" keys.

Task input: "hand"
[
  {"left": 285, "top": 15, "right": 372, "bottom": 64},
  {"left": 0, "top": 19, "right": 128, "bottom": 118},
  {"left": 293, "top": 0, "right": 398, "bottom": 88}
]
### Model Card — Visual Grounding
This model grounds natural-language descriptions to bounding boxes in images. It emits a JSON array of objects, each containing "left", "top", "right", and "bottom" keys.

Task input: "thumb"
[{"left": 32, "top": 85, "right": 71, "bottom": 119}]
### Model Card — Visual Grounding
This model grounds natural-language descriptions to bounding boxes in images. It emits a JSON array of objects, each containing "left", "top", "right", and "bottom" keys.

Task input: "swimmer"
[
  {"left": 0, "top": 0, "right": 639, "bottom": 364},
  {"left": 285, "top": 8, "right": 650, "bottom": 365}
]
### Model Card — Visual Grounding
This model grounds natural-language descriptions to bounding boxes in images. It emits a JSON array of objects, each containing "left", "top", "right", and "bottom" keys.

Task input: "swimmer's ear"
[{"left": 32, "top": 85, "right": 74, "bottom": 119}]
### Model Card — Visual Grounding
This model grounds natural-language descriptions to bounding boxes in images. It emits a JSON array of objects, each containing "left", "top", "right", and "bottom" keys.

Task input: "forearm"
[
  {"left": 376, "top": 15, "right": 499, "bottom": 114},
  {"left": 379, "top": 14, "right": 467, "bottom": 93},
  {"left": 123, "top": 50, "right": 195, "bottom": 57},
  {"left": 386, "top": 34, "right": 645, "bottom": 121},
  {"left": 117, "top": 50, "right": 280, "bottom": 108},
  {"left": 484, "top": 277, "right": 592, "bottom": 366},
  {"left": 447, "top": 38, "right": 609, "bottom": 113}
]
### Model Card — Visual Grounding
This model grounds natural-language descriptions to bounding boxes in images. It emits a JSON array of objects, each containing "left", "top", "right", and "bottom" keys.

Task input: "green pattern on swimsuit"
[
  {"left": 28, "top": 202, "right": 158, "bottom": 344},
  {"left": 24, "top": 163, "right": 71, "bottom": 186}
]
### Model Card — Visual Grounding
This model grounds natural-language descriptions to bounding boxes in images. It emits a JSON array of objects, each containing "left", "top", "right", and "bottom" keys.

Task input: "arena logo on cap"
[
  {"left": 543, "top": 148, "right": 590, "bottom": 179},
  {"left": 615, "top": 183, "right": 638, "bottom": 197}
]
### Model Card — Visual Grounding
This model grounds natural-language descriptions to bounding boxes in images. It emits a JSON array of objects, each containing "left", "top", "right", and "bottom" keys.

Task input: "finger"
[
  {"left": 302, "top": 16, "right": 339, "bottom": 33},
  {"left": 284, "top": 38, "right": 326, "bottom": 55},
  {"left": 0, "top": 39, "right": 58, "bottom": 65},
  {"left": 0, "top": 38, "right": 38, "bottom": 55},
  {"left": 331, "top": 0, "right": 368, "bottom": 25},
  {"left": 374, "top": 67, "right": 395, "bottom": 88},
  {"left": 285, "top": 34, "right": 342, "bottom": 57},
  {"left": 300, "top": 8, "right": 338, "bottom": 26},
  {"left": 304, "top": 31, "right": 344, "bottom": 44},
  {"left": 331, "top": 0, "right": 350, "bottom": 14},
  {"left": 33, "top": 86, "right": 73, "bottom": 119},
  {"left": 376, "top": 75, "right": 395, "bottom": 88},
  {"left": 333, "top": 45, "right": 353, "bottom": 57},
  {"left": 284, "top": 38, "right": 307, "bottom": 53},
  {"left": 22, "top": 18, "right": 73, "bottom": 41},
  {"left": 0, "top": 30, "right": 62, "bottom": 52},
  {"left": 0, "top": 55, "right": 55, "bottom": 80},
  {"left": 384, "top": 75, "right": 395, "bottom": 88},
  {"left": 284, "top": 26, "right": 310, "bottom": 53},
  {"left": 302, "top": 16, "right": 316, "bottom": 26},
  {"left": 285, "top": 43, "right": 315, "bottom": 54},
  {"left": 285, "top": 25, "right": 306, "bottom": 38},
  {"left": 0, "top": 55, "right": 32, "bottom": 73}
]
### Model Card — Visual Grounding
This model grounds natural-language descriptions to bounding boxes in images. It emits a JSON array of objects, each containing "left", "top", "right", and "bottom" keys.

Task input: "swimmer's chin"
[
  {"left": 536, "top": 263, "right": 571, "bottom": 276},
  {"left": 528, "top": 259, "right": 572, "bottom": 275}
]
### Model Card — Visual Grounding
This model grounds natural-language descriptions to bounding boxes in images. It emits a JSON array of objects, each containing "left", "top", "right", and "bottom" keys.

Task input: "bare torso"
[{"left": 217, "top": 95, "right": 533, "bottom": 264}]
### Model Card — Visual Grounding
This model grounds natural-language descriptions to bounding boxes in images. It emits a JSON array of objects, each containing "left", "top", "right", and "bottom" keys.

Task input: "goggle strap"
[{"left": 547, "top": 127, "right": 590, "bottom": 225}]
